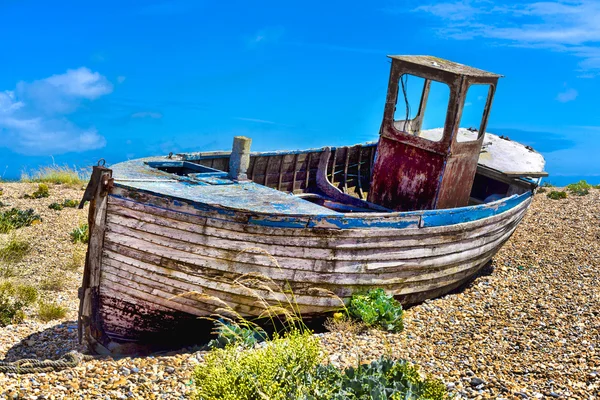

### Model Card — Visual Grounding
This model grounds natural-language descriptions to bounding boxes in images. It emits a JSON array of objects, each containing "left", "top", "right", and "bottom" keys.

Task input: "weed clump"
[
  {"left": 348, "top": 288, "right": 404, "bottom": 332},
  {"left": 49, "top": 199, "right": 79, "bottom": 211},
  {"left": 193, "top": 329, "right": 445, "bottom": 400},
  {"left": 70, "top": 223, "right": 89, "bottom": 244},
  {"left": 0, "top": 208, "right": 42, "bottom": 233},
  {"left": 547, "top": 191, "right": 568, "bottom": 200},
  {"left": 566, "top": 180, "right": 592, "bottom": 196},
  {"left": 39, "top": 274, "right": 66, "bottom": 292},
  {"left": 37, "top": 301, "right": 67, "bottom": 322},
  {"left": 324, "top": 311, "right": 366, "bottom": 334},
  {"left": 0, "top": 281, "right": 38, "bottom": 326},
  {"left": 23, "top": 183, "right": 50, "bottom": 199},
  {"left": 0, "top": 235, "right": 30, "bottom": 265},
  {"left": 64, "top": 247, "right": 85, "bottom": 271},
  {"left": 21, "top": 165, "right": 86, "bottom": 186}
]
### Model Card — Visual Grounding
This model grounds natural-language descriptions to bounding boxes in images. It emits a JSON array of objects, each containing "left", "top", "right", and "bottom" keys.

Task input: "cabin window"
[
  {"left": 457, "top": 84, "right": 492, "bottom": 142},
  {"left": 393, "top": 74, "right": 450, "bottom": 142}
]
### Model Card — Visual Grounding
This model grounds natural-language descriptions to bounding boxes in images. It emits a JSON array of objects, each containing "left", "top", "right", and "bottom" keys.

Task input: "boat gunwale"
[{"left": 110, "top": 182, "right": 533, "bottom": 230}]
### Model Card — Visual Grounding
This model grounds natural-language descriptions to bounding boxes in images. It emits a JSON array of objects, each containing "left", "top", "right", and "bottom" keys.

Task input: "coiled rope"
[{"left": 0, "top": 351, "right": 95, "bottom": 374}]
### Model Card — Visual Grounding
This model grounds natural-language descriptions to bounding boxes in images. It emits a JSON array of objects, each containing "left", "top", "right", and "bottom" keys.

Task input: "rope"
[{"left": 0, "top": 351, "right": 95, "bottom": 374}]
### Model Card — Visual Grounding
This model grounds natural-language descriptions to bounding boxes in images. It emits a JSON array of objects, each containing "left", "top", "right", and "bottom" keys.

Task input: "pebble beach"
[{"left": 0, "top": 182, "right": 598, "bottom": 399}]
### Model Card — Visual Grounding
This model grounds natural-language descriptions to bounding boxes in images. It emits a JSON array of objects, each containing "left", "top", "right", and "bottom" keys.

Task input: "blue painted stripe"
[
  {"left": 307, "top": 216, "right": 420, "bottom": 229},
  {"left": 248, "top": 216, "right": 308, "bottom": 228},
  {"left": 419, "top": 192, "right": 532, "bottom": 227}
]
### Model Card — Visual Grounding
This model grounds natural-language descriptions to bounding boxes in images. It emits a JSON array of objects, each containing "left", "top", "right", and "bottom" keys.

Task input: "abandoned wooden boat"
[{"left": 78, "top": 56, "right": 547, "bottom": 355}]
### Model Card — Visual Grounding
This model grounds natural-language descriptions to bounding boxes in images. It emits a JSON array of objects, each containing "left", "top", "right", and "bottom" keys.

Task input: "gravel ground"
[{"left": 0, "top": 183, "right": 598, "bottom": 399}]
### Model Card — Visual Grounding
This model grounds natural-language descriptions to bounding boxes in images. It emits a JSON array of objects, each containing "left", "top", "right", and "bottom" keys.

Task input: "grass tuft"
[
  {"left": 566, "top": 180, "right": 592, "bottom": 196},
  {"left": 21, "top": 165, "right": 86, "bottom": 186},
  {"left": 39, "top": 274, "right": 67, "bottom": 292},
  {"left": 64, "top": 247, "right": 86, "bottom": 271},
  {"left": 37, "top": 300, "right": 67, "bottom": 322},
  {"left": 324, "top": 312, "right": 366, "bottom": 334},
  {"left": 0, "top": 235, "right": 30, "bottom": 277},
  {"left": 0, "top": 281, "right": 38, "bottom": 326},
  {"left": 547, "top": 190, "right": 568, "bottom": 200}
]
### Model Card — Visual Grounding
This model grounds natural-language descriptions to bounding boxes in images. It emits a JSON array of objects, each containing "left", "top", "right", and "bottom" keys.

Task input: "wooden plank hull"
[{"left": 79, "top": 180, "right": 533, "bottom": 355}]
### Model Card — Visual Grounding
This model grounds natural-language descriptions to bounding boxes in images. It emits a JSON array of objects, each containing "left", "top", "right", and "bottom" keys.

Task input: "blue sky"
[{"left": 0, "top": 0, "right": 599, "bottom": 185}]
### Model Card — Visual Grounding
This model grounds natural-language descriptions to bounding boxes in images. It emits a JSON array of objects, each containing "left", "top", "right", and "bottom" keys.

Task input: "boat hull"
[{"left": 79, "top": 175, "right": 532, "bottom": 355}]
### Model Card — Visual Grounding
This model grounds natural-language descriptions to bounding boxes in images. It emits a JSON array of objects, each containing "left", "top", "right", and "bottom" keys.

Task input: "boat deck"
[{"left": 111, "top": 158, "right": 339, "bottom": 216}]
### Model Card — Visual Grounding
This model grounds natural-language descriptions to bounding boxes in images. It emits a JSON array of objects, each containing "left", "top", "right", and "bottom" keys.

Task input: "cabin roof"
[{"left": 388, "top": 55, "right": 502, "bottom": 78}]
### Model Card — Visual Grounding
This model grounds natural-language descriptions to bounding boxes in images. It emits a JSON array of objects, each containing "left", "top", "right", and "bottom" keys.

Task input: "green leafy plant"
[
  {"left": 566, "top": 180, "right": 592, "bottom": 196},
  {"left": 547, "top": 190, "right": 567, "bottom": 200},
  {"left": 192, "top": 331, "right": 445, "bottom": 400},
  {"left": 541, "top": 181, "right": 554, "bottom": 188},
  {"left": 348, "top": 288, "right": 404, "bottom": 332},
  {"left": 23, "top": 183, "right": 50, "bottom": 199},
  {"left": 62, "top": 199, "right": 79, "bottom": 208},
  {"left": 48, "top": 202, "right": 63, "bottom": 211},
  {"left": 48, "top": 199, "right": 78, "bottom": 211},
  {"left": 208, "top": 319, "right": 267, "bottom": 349},
  {"left": 37, "top": 300, "right": 67, "bottom": 322},
  {"left": 0, "top": 281, "right": 38, "bottom": 326},
  {"left": 70, "top": 223, "right": 89, "bottom": 244},
  {"left": 0, "top": 208, "right": 42, "bottom": 233},
  {"left": 537, "top": 187, "right": 547, "bottom": 194}
]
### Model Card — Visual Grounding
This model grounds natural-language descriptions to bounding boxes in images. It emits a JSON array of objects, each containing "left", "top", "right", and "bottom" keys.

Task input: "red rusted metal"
[{"left": 368, "top": 56, "right": 501, "bottom": 211}]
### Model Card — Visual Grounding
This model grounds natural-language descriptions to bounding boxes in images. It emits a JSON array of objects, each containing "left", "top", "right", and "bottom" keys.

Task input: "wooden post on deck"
[{"left": 229, "top": 136, "right": 252, "bottom": 181}]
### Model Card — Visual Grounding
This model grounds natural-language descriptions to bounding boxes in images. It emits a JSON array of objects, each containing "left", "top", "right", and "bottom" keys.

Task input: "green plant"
[
  {"left": 541, "top": 182, "right": 554, "bottom": 188},
  {"left": 21, "top": 165, "right": 86, "bottom": 186},
  {"left": 64, "top": 247, "right": 85, "bottom": 271},
  {"left": 547, "top": 190, "right": 567, "bottom": 200},
  {"left": 37, "top": 300, "right": 67, "bottom": 322},
  {"left": 39, "top": 274, "right": 66, "bottom": 292},
  {"left": 348, "top": 288, "right": 404, "bottom": 332},
  {"left": 70, "top": 223, "right": 89, "bottom": 244},
  {"left": 48, "top": 199, "right": 79, "bottom": 211},
  {"left": 193, "top": 330, "right": 325, "bottom": 400},
  {"left": 0, "top": 281, "right": 38, "bottom": 326},
  {"left": 0, "top": 235, "right": 30, "bottom": 264},
  {"left": 208, "top": 319, "right": 267, "bottom": 349},
  {"left": 324, "top": 312, "right": 366, "bottom": 334},
  {"left": 48, "top": 202, "right": 63, "bottom": 211},
  {"left": 566, "top": 180, "right": 592, "bottom": 196},
  {"left": 62, "top": 199, "right": 79, "bottom": 208},
  {"left": 0, "top": 200, "right": 6, "bottom": 208},
  {"left": 0, "top": 208, "right": 42, "bottom": 233},
  {"left": 23, "top": 183, "right": 50, "bottom": 199},
  {"left": 193, "top": 332, "right": 446, "bottom": 400}
]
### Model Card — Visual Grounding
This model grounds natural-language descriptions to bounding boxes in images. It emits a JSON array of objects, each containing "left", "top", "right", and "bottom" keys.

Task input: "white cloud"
[
  {"left": 0, "top": 68, "right": 112, "bottom": 155},
  {"left": 131, "top": 111, "right": 163, "bottom": 119},
  {"left": 247, "top": 27, "right": 284, "bottom": 48},
  {"left": 556, "top": 87, "right": 578, "bottom": 102},
  {"left": 410, "top": 0, "right": 600, "bottom": 73}
]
